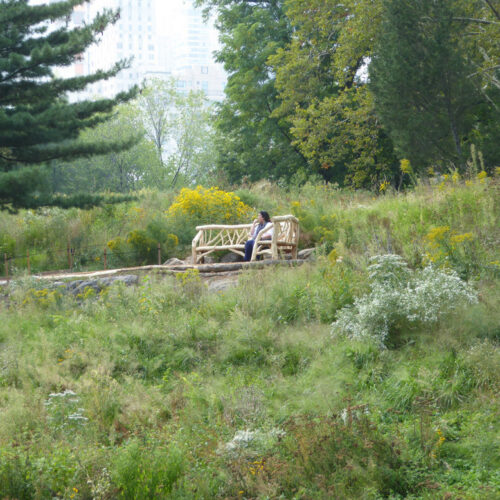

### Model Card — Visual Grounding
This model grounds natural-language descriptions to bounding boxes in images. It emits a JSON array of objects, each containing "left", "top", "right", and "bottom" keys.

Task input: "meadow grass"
[{"left": 0, "top": 180, "right": 498, "bottom": 499}]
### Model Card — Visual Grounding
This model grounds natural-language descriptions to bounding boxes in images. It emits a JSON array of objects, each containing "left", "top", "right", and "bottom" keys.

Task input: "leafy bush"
[
  {"left": 107, "top": 222, "right": 178, "bottom": 266},
  {"left": 222, "top": 415, "right": 412, "bottom": 499},
  {"left": 167, "top": 185, "right": 253, "bottom": 225},
  {"left": 424, "top": 225, "right": 483, "bottom": 279},
  {"left": 332, "top": 254, "right": 478, "bottom": 347},
  {"left": 112, "top": 439, "right": 184, "bottom": 499}
]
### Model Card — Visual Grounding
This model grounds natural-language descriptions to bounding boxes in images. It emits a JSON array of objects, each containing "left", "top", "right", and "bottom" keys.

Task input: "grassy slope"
[{"left": 0, "top": 181, "right": 498, "bottom": 499}]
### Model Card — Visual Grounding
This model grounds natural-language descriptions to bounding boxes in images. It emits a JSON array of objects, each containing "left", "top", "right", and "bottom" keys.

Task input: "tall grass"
[
  {"left": 1, "top": 179, "right": 498, "bottom": 276},
  {"left": 0, "top": 181, "right": 498, "bottom": 498}
]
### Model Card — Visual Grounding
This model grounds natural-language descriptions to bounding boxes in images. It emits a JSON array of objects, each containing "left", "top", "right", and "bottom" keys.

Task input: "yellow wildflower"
[
  {"left": 400, "top": 159, "right": 412, "bottom": 174},
  {"left": 450, "top": 233, "right": 473, "bottom": 244},
  {"left": 379, "top": 180, "right": 390, "bottom": 192}
]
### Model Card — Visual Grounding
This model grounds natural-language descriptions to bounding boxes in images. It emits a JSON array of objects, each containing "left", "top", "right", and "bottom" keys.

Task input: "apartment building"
[{"left": 46, "top": 0, "right": 226, "bottom": 101}]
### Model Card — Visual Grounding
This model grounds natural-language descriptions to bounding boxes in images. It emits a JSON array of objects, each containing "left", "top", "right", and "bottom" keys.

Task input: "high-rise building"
[
  {"left": 45, "top": 0, "right": 226, "bottom": 101},
  {"left": 170, "top": 3, "right": 226, "bottom": 100}
]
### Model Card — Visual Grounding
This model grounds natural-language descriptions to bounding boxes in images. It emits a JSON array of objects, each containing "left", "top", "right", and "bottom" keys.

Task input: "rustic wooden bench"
[{"left": 192, "top": 215, "right": 300, "bottom": 264}]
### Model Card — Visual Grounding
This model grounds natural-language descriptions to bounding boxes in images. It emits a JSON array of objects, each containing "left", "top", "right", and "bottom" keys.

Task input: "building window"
[
  {"left": 201, "top": 66, "right": 208, "bottom": 74},
  {"left": 148, "top": 44, "right": 154, "bottom": 51}
]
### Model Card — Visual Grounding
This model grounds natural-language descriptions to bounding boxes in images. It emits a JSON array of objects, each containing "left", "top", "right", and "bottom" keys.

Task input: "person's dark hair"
[{"left": 260, "top": 210, "right": 271, "bottom": 223}]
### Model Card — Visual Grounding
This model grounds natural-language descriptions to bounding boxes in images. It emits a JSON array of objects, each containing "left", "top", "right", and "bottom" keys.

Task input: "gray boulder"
[
  {"left": 298, "top": 248, "right": 316, "bottom": 260},
  {"left": 64, "top": 274, "right": 139, "bottom": 296},
  {"left": 220, "top": 252, "right": 243, "bottom": 263},
  {"left": 99, "top": 275, "right": 139, "bottom": 287},
  {"left": 164, "top": 257, "right": 185, "bottom": 266},
  {"left": 72, "top": 280, "right": 101, "bottom": 296}
]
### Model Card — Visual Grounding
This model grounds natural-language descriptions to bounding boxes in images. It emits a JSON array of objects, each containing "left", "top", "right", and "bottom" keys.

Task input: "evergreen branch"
[{"left": 0, "top": 60, "right": 131, "bottom": 105}]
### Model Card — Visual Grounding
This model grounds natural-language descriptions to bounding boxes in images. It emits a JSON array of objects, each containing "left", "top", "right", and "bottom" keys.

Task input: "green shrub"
[
  {"left": 107, "top": 224, "right": 179, "bottom": 267},
  {"left": 112, "top": 439, "right": 184, "bottom": 499}
]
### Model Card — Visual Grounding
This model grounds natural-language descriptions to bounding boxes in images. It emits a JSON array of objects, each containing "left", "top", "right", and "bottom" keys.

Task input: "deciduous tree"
[
  {"left": 196, "top": 0, "right": 308, "bottom": 183},
  {"left": 269, "top": 0, "right": 399, "bottom": 188},
  {"left": 135, "top": 78, "right": 214, "bottom": 188}
]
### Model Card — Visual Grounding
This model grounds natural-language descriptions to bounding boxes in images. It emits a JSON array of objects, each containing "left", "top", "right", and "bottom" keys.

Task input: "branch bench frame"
[{"left": 192, "top": 215, "right": 300, "bottom": 264}]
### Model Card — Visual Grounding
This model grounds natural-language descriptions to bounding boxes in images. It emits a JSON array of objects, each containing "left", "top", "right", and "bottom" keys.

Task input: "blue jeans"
[{"left": 244, "top": 239, "right": 255, "bottom": 261}]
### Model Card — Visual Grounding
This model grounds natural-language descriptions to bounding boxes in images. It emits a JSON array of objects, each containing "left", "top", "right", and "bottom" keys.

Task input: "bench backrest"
[{"left": 193, "top": 224, "right": 252, "bottom": 249}]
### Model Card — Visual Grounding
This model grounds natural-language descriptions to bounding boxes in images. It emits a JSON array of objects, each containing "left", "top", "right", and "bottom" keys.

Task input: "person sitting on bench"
[{"left": 244, "top": 211, "right": 273, "bottom": 261}]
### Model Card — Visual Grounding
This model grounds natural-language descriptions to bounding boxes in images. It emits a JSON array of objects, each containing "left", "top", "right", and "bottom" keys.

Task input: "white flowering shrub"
[
  {"left": 332, "top": 254, "right": 478, "bottom": 347},
  {"left": 44, "top": 389, "right": 88, "bottom": 431},
  {"left": 218, "top": 427, "right": 286, "bottom": 458}
]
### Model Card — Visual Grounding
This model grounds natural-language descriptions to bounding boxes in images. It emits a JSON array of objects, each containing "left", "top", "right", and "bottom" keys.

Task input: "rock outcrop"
[{"left": 62, "top": 275, "right": 139, "bottom": 296}]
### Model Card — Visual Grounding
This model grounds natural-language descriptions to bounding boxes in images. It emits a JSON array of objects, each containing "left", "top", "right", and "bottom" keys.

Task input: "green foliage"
[
  {"left": 332, "top": 254, "right": 478, "bottom": 347},
  {"left": 135, "top": 78, "right": 216, "bottom": 188},
  {"left": 0, "top": 0, "right": 138, "bottom": 210},
  {"left": 196, "top": 0, "right": 308, "bottom": 183},
  {"left": 0, "top": 228, "right": 498, "bottom": 497},
  {"left": 112, "top": 439, "right": 184, "bottom": 499},
  {"left": 51, "top": 104, "right": 160, "bottom": 194},
  {"left": 270, "top": 0, "right": 400, "bottom": 189},
  {"left": 107, "top": 220, "right": 179, "bottom": 267},
  {"left": 193, "top": 0, "right": 499, "bottom": 188},
  {"left": 370, "top": 0, "right": 499, "bottom": 172}
]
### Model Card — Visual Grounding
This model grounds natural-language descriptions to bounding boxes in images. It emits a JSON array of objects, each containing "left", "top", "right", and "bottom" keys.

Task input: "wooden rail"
[{"left": 192, "top": 215, "right": 299, "bottom": 264}]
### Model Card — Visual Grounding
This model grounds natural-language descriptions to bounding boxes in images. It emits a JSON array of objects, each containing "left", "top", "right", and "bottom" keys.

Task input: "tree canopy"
[
  {"left": 200, "top": 0, "right": 499, "bottom": 187},
  {"left": 0, "top": 0, "right": 137, "bottom": 210},
  {"left": 196, "top": 0, "right": 308, "bottom": 183},
  {"left": 269, "top": 0, "right": 399, "bottom": 188}
]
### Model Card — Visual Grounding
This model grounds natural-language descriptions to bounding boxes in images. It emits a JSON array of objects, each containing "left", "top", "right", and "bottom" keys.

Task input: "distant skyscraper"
[
  {"left": 50, "top": 0, "right": 226, "bottom": 101},
  {"left": 170, "top": 3, "right": 226, "bottom": 100}
]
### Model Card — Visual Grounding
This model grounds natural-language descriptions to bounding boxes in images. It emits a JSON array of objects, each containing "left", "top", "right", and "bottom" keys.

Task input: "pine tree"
[
  {"left": 369, "top": 0, "right": 483, "bottom": 171},
  {"left": 0, "top": 0, "right": 138, "bottom": 210}
]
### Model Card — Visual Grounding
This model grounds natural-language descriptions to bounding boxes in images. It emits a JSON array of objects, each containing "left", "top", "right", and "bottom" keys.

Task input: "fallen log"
[{"left": 0, "top": 259, "right": 306, "bottom": 285}]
